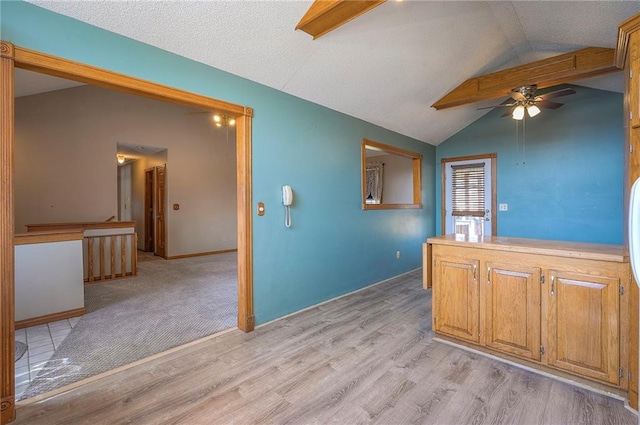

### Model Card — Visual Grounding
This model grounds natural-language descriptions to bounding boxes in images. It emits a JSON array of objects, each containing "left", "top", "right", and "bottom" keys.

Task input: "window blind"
[{"left": 451, "top": 163, "right": 485, "bottom": 217}]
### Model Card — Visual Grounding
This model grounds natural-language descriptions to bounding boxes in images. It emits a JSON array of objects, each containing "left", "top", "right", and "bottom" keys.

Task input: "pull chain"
[
  {"left": 515, "top": 117, "right": 527, "bottom": 165},
  {"left": 522, "top": 116, "right": 526, "bottom": 165},
  {"left": 515, "top": 119, "right": 520, "bottom": 165}
]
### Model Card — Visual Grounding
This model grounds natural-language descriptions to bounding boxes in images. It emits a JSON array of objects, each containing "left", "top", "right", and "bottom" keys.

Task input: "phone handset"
[{"left": 282, "top": 185, "right": 293, "bottom": 228}]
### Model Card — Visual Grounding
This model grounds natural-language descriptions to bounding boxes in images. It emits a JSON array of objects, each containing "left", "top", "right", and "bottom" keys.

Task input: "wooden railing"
[
  {"left": 26, "top": 221, "right": 138, "bottom": 284},
  {"left": 85, "top": 232, "right": 137, "bottom": 283}
]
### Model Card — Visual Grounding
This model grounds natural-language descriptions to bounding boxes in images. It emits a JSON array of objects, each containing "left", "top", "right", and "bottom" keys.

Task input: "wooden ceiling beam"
[
  {"left": 296, "top": 0, "right": 385, "bottom": 40},
  {"left": 432, "top": 47, "right": 619, "bottom": 110}
]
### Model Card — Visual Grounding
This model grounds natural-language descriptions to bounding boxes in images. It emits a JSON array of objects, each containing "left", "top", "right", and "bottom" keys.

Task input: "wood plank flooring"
[{"left": 12, "top": 270, "right": 637, "bottom": 424}]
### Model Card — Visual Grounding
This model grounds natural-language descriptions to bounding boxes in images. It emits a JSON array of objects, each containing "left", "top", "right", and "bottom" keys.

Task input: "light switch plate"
[{"left": 499, "top": 203, "right": 508, "bottom": 211}]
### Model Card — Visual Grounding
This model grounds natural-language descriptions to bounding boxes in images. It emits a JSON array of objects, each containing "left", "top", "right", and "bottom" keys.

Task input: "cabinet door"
[
  {"left": 485, "top": 263, "right": 541, "bottom": 361},
  {"left": 433, "top": 256, "right": 479, "bottom": 343},
  {"left": 547, "top": 270, "right": 620, "bottom": 385}
]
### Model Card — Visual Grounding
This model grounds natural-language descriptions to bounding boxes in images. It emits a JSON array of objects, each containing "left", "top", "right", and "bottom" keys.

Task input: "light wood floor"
[{"left": 12, "top": 270, "right": 637, "bottom": 424}]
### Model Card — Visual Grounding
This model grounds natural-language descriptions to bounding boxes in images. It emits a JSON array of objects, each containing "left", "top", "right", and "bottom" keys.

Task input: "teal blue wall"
[
  {"left": 2, "top": 1, "right": 436, "bottom": 324},
  {"left": 436, "top": 85, "right": 623, "bottom": 245}
]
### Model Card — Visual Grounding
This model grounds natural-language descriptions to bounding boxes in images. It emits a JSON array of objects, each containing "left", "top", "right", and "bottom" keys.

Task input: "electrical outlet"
[
  {"left": 396, "top": 251, "right": 401, "bottom": 259},
  {"left": 499, "top": 203, "right": 508, "bottom": 211}
]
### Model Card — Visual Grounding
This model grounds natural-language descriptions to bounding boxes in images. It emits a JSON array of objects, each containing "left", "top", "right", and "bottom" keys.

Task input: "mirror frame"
[{"left": 361, "top": 138, "right": 422, "bottom": 210}]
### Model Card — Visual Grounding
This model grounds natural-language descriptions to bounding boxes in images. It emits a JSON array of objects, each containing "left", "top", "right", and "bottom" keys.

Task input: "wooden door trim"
[
  {"left": 0, "top": 40, "right": 254, "bottom": 421},
  {"left": 440, "top": 153, "right": 497, "bottom": 236},
  {"left": 0, "top": 41, "right": 16, "bottom": 424},
  {"left": 236, "top": 109, "right": 254, "bottom": 332}
]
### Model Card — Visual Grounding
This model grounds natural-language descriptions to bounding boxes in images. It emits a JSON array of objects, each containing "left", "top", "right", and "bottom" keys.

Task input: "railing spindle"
[
  {"left": 110, "top": 235, "right": 116, "bottom": 279},
  {"left": 121, "top": 235, "right": 126, "bottom": 277},
  {"left": 99, "top": 237, "right": 105, "bottom": 281},
  {"left": 87, "top": 237, "right": 94, "bottom": 283},
  {"left": 131, "top": 234, "right": 138, "bottom": 277}
]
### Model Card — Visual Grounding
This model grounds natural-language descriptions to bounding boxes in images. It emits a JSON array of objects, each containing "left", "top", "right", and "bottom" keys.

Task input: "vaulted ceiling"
[{"left": 24, "top": 1, "right": 640, "bottom": 146}]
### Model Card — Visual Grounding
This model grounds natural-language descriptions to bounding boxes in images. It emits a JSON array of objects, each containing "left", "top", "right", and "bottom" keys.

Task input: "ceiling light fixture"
[
  {"left": 512, "top": 105, "right": 525, "bottom": 120},
  {"left": 213, "top": 114, "right": 236, "bottom": 128},
  {"left": 526, "top": 104, "right": 541, "bottom": 118},
  {"left": 117, "top": 154, "right": 125, "bottom": 164}
]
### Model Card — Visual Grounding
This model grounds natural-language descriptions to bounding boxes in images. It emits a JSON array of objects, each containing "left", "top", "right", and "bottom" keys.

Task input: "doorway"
[
  {"left": 117, "top": 143, "right": 168, "bottom": 256},
  {"left": 1, "top": 40, "right": 254, "bottom": 421},
  {"left": 441, "top": 153, "right": 497, "bottom": 237}
]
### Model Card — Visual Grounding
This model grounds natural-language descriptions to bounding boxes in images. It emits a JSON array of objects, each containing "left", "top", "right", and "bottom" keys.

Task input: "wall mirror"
[{"left": 361, "top": 138, "right": 422, "bottom": 210}]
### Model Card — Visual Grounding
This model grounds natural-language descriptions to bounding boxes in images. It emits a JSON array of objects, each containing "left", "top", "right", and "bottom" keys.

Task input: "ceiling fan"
[{"left": 478, "top": 85, "right": 576, "bottom": 120}]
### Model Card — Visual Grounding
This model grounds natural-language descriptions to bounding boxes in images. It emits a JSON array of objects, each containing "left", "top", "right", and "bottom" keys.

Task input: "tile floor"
[{"left": 14, "top": 317, "right": 80, "bottom": 400}]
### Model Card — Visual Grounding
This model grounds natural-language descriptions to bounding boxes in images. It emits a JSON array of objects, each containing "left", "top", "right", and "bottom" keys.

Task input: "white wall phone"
[{"left": 282, "top": 185, "right": 293, "bottom": 228}]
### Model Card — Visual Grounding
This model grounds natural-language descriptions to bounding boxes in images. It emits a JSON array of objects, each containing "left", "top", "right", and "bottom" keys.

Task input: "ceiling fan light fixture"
[
  {"left": 526, "top": 104, "right": 541, "bottom": 118},
  {"left": 512, "top": 105, "right": 525, "bottom": 120},
  {"left": 228, "top": 118, "right": 236, "bottom": 126},
  {"left": 213, "top": 114, "right": 221, "bottom": 123},
  {"left": 116, "top": 154, "right": 125, "bottom": 164}
]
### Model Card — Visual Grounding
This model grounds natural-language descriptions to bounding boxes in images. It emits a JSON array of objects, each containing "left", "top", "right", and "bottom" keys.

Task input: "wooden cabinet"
[
  {"left": 427, "top": 235, "right": 629, "bottom": 390},
  {"left": 547, "top": 271, "right": 620, "bottom": 384},
  {"left": 433, "top": 256, "right": 479, "bottom": 343},
  {"left": 485, "top": 262, "right": 541, "bottom": 361}
]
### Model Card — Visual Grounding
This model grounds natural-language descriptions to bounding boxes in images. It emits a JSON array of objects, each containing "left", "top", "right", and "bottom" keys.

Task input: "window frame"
[{"left": 361, "top": 138, "right": 423, "bottom": 210}]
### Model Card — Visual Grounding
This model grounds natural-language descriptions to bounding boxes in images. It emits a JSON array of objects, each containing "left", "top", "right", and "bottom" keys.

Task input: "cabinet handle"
[
  {"left": 473, "top": 264, "right": 477, "bottom": 281},
  {"left": 551, "top": 275, "right": 555, "bottom": 295},
  {"left": 487, "top": 267, "right": 491, "bottom": 284}
]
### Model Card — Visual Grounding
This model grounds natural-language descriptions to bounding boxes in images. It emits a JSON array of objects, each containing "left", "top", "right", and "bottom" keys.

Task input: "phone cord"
[{"left": 284, "top": 205, "right": 291, "bottom": 228}]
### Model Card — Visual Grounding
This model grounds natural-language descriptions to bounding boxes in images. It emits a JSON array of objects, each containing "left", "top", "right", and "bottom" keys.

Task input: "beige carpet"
[{"left": 20, "top": 252, "right": 237, "bottom": 400}]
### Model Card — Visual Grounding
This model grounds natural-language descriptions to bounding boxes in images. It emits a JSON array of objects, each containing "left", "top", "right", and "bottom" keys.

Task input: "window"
[{"left": 451, "top": 163, "right": 486, "bottom": 217}]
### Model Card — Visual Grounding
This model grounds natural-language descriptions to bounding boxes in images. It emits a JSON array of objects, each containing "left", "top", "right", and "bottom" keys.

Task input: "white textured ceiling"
[{"left": 23, "top": 1, "right": 640, "bottom": 146}]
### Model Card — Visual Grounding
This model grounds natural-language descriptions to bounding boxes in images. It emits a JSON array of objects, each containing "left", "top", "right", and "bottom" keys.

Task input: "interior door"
[
  {"left": 442, "top": 155, "right": 496, "bottom": 237},
  {"left": 144, "top": 168, "right": 154, "bottom": 252},
  {"left": 154, "top": 164, "right": 166, "bottom": 258}
]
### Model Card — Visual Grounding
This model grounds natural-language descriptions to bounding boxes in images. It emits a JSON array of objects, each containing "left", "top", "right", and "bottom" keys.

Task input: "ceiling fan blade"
[
  {"left": 536, "top": 100, "right": 564, "bottom": 110},
  {"left": 501, "top": 109, "right": 514, "bottom": 117},
  {"left": 537, "top": 88, "right": 576, "bottom": 100},
  {"left": 477, "top": 103, "right": 516, "bottom": 110}
]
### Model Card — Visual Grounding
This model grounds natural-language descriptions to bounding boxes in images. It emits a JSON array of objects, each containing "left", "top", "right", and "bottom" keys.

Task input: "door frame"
[
  {"left": 441, "top": 153, "right": 497, "bottom": 236},
  {"left": 0, "top": 41, "right": 255, "bottom": 423}
]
